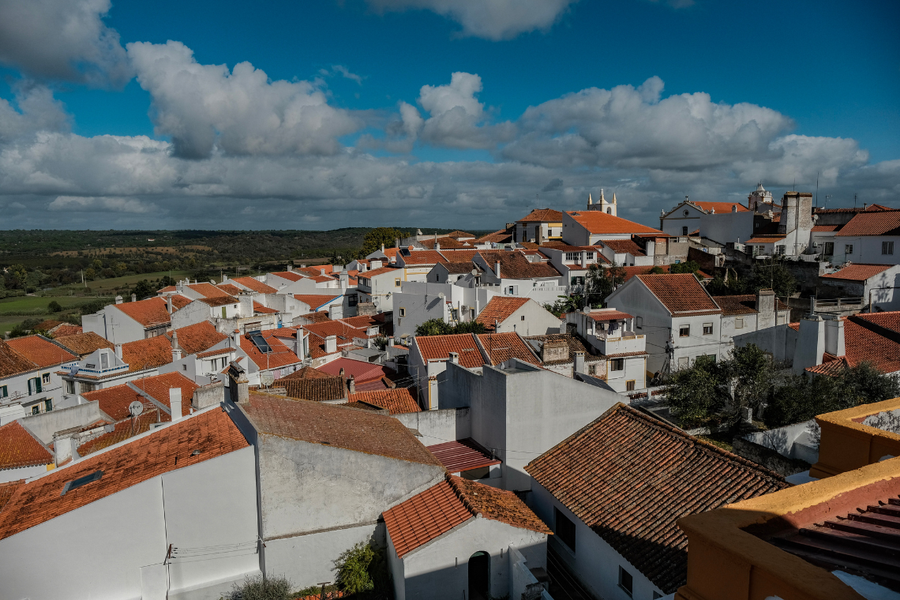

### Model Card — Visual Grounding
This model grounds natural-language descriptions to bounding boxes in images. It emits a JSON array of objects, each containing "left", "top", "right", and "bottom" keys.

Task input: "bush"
[
  {"left": 333, "top": 541, "right": 389, "bottom": 597},
  {"left": 48, "top": 300, "right": 62, "bottom": 312},
  {"left": 229, "top": 574, "right": 292, "bottom": 600}
]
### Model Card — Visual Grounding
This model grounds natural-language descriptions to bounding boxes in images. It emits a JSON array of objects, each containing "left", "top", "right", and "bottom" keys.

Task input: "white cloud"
[
  {"left": 365, "top": 0, "right": 578, "bottom": 40},
  {"left": 0, "top": 0, "right": 131, "bottom": 86},
  {"left": 318, "top": 65, "right": 364, "bottom": 85},
  {"left": 0, "top": 83, "right": 70, "bottom": 142},
  {"left": 48, "top": 195, "right": 153, "bottom": 213},
  {"left": 126, "top": 41, "right": 362, "bottom": 159}
]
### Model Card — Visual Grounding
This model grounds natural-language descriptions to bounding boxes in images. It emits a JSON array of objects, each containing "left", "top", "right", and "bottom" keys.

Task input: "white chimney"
[
  {"left": 325, "top": 335, "right": 337, "bottom": 354},
  {"left": 824, "top": 316, "right": 846, "bottom": 357},
  {"left": 495, "top": 261, "right": 501, "bottom": 279},
  {"left": 166, "top": 294, "right": 173, "bottom": 314},
  {"left": 169, "top": 388, "right": 183, "bottom": 422},
  {"left": 232, "top": 329, "right": 241, "bottom": 348},
  {"left": 448, "top": 352, "right": 459, "bottom": 364},
  {"left": 53, "top": 434, "right": 77, "bottom": 465},
  {"left": 131, "top": 293, "right": 137, "bottom": 303},
  {"left": 794, "top": 316, "right": 825, "bottom": 374},
  {"left": 115, "top": 295, "right": 123, "bottom": 305},
  {"left": 287, "top": 264, "right": 293, "bottom": 272},
  {"left": 574, "top": 351, "right": 585, "bottom": 374},
  {"left": 171, "top": 331, "right": 182, "bottom": 361},
  {"left": 381, "top": 243, "right": 385, "bottom": 253}
]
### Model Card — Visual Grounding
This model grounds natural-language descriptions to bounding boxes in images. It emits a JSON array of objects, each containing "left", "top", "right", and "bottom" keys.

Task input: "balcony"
[{"left": 593, "top": 334, "right": 645, "bottom": 356}]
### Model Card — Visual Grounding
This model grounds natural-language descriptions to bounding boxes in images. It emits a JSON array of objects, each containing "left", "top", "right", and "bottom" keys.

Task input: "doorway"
[{"left": 468, "top": 551, "right": 490, "bottom": 600}]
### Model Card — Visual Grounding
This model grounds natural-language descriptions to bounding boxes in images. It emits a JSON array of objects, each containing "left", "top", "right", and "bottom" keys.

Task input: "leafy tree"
[
  {"left": 229, "top": 573, "right": 292, "bottom": 600},
  {"left": 333, "top": 541, "right": 388, "bottom": 597},
  {"left": 665, "top": 355, "right": 730, "bottom": 427},
  {"left": 84, "top": 267, "right": 97, "bottom": 281},
  {"left": 360, "top": 227, "right": 406, "bottom": 258},
  {"left": 159, "top": 275, "right": 177, "bottom": 288},
  {"left": 648, "top": 266, "right": 665, "bottom": 274},
  {"left": 9, "top": 318, "right": 41, "bottom": 339},
  {"left": 453, "top": 320, "right": 486, "bottom": 334},
  {"left": 131, "top": 279, "right": 156, "bottom": 300},
  {"left": 48, "top": 300, "right": 62, "bottom": 313},
  {"left": 4, "top": 264, "right": 27, "bottom": 290},
  {"left": 749, "top": 258, "right": 797, "bottom": 298},
  {"left": 725, "top": 344, "right": 779, "bottom": 419},
  {"left": 583, "top": 263, "right": 625, "bottom": 308},
  {"left": 669, "top": 260, "right": 701, "bottom": 276},
  {"left": 416, "top": 319, "right": 452, "bottom": 336},
  {"left": 705, "top": 271, "right": 748, "bottom": 296}
]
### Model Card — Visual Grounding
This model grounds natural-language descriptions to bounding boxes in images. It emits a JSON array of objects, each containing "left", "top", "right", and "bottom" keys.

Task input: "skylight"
[{"left": 61, "top": 470, "right": 103, "bottom": 496}]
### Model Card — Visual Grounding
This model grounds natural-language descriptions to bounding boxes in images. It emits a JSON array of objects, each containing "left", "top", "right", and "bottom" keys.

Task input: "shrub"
[
  {"left": 229, "top": 573, "right": 292, "bottom": 600},
  {"left": 333, "top": 541, "right": 389, "bottom": 597},
  {"left": 48, "top": 300, "right": 62, "bottom": 312}
]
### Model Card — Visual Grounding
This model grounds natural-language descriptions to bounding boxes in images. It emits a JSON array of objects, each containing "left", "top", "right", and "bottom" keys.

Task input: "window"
[
  {"left": 32, "top": 405, "right": 40, "bottom": 415},
  {"left": 348, "top": 294, "right": 358, "bottom": 307},
  {"left": 702, "top": 323, "right": 713, "bottom": 335},
  {"left": 61, "top": 470, "right": 103, "bottom": 495},
  {"left": 587, "top": 364, "right": 596, "bottom": 376},
  {"left": 27, "top": 377, "right": 42, "bottom": 395},
  {"left": 735, "top": 317, "right": 744, "bottom": 329},
  {"left": 618, "top": 566, "right": 634, "bottom": 597},
  {"left": 565, "top": 252, "right": 578, "bottom": 262},
  {"left": 399, "top": 307, "right": 406, "bottom": 317},
  {"left": 679, "top": 325, "right": 690, "bottom": 337},
  {"left": 824, "top": 241, "right": 834, "bottom": 256},
  {"left": 682, "top": 226, "right": 688, "bottom": 236},
  {"left": 554, "top": 507, "right": 576, "bottom": 552},
  {"left": 395, "top": 278, "right": 401, "bottom": 287},
  {"left": 182, "top": 364, "right": 187, "bottom": 371},
  {"left": 635, "top": 316, "right": 643, "bottom": 330},
  {"left": 683, "top": 210, "right": 689, "bottom": 216},
  {"left": 0, "top": 385, "right": 6, "bottom": 398},
  {"left": 775, "top": 245, "right": 785, "bottom": 255},
  {"left": 45, "top": 399, "right": 53, "bottom": 412},
  {"left": 586, "top": 252, "right": 594, "bottom": 260},
  {"left": 521, "top": 315, "right": 525, "bottom": 321},
  {"left": 610, "top": 358, "right": 624, "bottom": 371},
  {"left": 571, "top": 276, "right": 584, "bottom": 286},
  {"left": 626, "top": 380, "right": 635, "bottom": 391},
  {"left": 883, "top": 241, "right": 895, "bottom": 255},
  {"left": 42, "top": 373, "right": 50, "bottom": 384},
  {"left": 221, "top": 307, "right": 227, "bottom": 318},
  {"left": 845, "top": 244, "right": 854, "bottom": 255}
]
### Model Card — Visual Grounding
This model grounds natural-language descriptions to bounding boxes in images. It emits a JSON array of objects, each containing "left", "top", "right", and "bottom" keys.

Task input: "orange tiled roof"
[
  {"left": 525, "top": 404, "right": 787, "bottom": 594},
  {"left": 621, "top": 265, "right": 712, "bottom": 282},
  {"left": 121, "top": 335, "right": 173, "bottom": 372},
  {"left": 276, "top": 366, "right": 333, "bottom": 381},
  {"left": 599, "top": 238, "right": 646, "bottom": 256},
  {"left": 811, "top": 224, "right": 841, "bottom": 232},
  {"left": 33, "top": 319, "right": 64, "bottom": 332},
  {"left": 5, "top": 335, "right": 77, "bottom": 368},
  {"left": 279, "top": 377, "right": 347, "bottom": 402},
  {"left": 0, "top": 480, "right": 24, "bottom": 512},
  {"left": 77, "top": 410, "right": 162, "bottom": 456},
  {"left": 172, "top": 321, "right": 228, "bottom": 355},
  {"left": 418, "top": 237, "right": 470, "bottom": 250},
  {"left": 0, "top": 339, "right": 39, "bottom": 378},
  {"left": 477, "top": 251, "right": 561, "bottom": 279},
  {"left": 253, "top": 301, "right": 278, "bottom": 315},
  {"left": 304, "top": 320, "right": 367, "bottom": 342},
  {"left": 53, "top": 324, "right": 82, "bottom": 337},
  {"left": 239, "top": 331, "right": 302, "bottom": 371},
  {"left": 836, "top": 211, "right": 900, "bottom": 237},
  {"left": 384, "top": 475, "right": 549, "bottom": 558},
  {"left": 567, "top": 211, "right": 665, "bottom": 236},
  {"left": 414, "top": 334, "right": 486, "bottom": 369},
  {"left": 518, "top": 208, "right": 564, "bottom": 223},
  {"left": 339, "top": 315, "right": 380, "bottom": 329},
  {"left": 82, "top": 372, "right": 197, "bottom": 421},
  {"left": 0, "top": 408, "right": 248, "bottom": 542},
  {"left": 217, "top": 283, "right": 244, "bottom": 296},
  {"left": 294, "top": 294, "right": 342, "bottom": 311},
  {"left": 359, "top": 266, "right": 400, "bottom": 279},
  {"left": 232, "top": 277, "right": 277, "bottom": 294},
  {"left": 196, "top": 295, "right": 238, "bottom": 307},
  {"left": 853, "top": 311, "right": 900, "bottom": 335},
  {"left": 299, "top": 311, "right": 332, "bottom": 324},
  {"left": 270, "top": 270, "right": 304, "bottom": 282},
  {"left": 473, "top": 228, "right": 514, "bottom": 245},
  {"left": 318, "top": 358, "right": 389, "bottom": 383},
  {"left": 636, "top": 273, "right": 721, "bottom": 315},
  {"left": 187, "top": 282, "right": 231, "bottom": 299},
  {"left": 0, "top": 421, "right": 52, "bottom": 470},
  {"left": 821, "top": 263, "right": 893, "bottom": 282},
  {"left": 54, "top": 332, "right": 114, "bottom": 357},
  {"left": 745, "top": 236, "right": 785, "bottom": 244},
  {"left": 841, "top": 316, "right": 900, "bottom": 374},
  {"left": 399, "top": 250, "right": 449, "bottom": 267},
  {"left": 115, "top": 296, "right": 189, "bottom": 328},
  {"left": 587, "top": 309, "right": 634, "bottom": 321},
  {"left": 477, "top": 332, "right": 541, "bottom": 366},
  {"left": 348, "top": 389, "right": 420, "bottom": 414},
  {"left": 689, "top": 201, "right": 749, "bottom": 213},
  {"left": 240, "top": 393, "right": 441, "bottom": 466},
  {"left": 476, "top": 297, "right": 529, "bottom": 329}
]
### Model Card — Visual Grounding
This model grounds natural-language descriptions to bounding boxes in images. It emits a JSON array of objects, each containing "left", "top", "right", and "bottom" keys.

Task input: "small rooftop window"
[{"left": 61, "top": 470, "right": 103, "bottom": 496}]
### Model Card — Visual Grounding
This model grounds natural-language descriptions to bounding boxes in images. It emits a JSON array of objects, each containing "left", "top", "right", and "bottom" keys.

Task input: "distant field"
[
  {"left": 52, "top": 270, "right": 192, "bottom": 296},
  {"left": 0, "top": 295, "right": 91, "bottom": 315},
  {"left": 51, "top": 245, "right": 211, "bottom": 257},
  {"left": 0, "top": 316, "right": 25, "bottom": 337}
]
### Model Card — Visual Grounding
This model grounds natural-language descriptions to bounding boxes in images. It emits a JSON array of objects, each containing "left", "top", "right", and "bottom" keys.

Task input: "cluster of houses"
[{"left": 0, "top": 186, "right": 899, "bottom": 600}]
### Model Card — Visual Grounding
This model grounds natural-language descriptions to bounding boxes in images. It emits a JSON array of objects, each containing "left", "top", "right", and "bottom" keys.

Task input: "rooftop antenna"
[
  {"left": 854, "top": 194, "right": 857, "bottom": 209},
  {"left": 815, "top": 172, "right": 819, "bottom": 208}
]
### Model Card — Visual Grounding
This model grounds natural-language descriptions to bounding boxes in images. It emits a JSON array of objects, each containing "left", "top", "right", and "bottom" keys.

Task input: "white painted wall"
[
  {"left": 699, "top": 211, "right": 754, "bottom": 245},
  {"left": 393, "top": 407, "right": 471, "bottom": 447},
  {"left": 491, "top": 300, "right": 561, "bottom": 336},
  {"left": 837, "top": 235, "right": 900, "bottom": 265}
]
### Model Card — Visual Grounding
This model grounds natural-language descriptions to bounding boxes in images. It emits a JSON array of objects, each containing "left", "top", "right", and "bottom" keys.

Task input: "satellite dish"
[
  {"left": 471, "top": 269, "right": 478, "bottom": 277},
  {"left": 438, "top": 292, "right": 445, "bottom": 299},
  {"left": 129, "top": 401, "right": 144, "bottom": 417},
  {"left": 260, "top": 372, "right": 275, "bottom": 387}
]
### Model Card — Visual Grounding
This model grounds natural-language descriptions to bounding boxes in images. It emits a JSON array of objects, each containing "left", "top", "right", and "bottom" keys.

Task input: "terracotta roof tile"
[
  {"left": 567, "top": 211, "right": 665, "bottom": 236},
  {"left": 621, "top": 265, "right": 712, "bottom": 282},
  {"left": 587, "top": 310, "right": 633, "bottom": 322},
  {"left": 399, "top": 250, "right": 449, "bottom": 266},
  {"left": 745, "top": 236, "right": 786, "bottom": 244},
  {"left": 442, "top": 261, "right": 479, "bottom": 274},
  {"left": 835, "top": 211, "right": 900, "bottom": 237},
  {"left": 240, "top": 393, "right": 440, "bottom": 466},
  {"left": 254, "top": 301, "right": 278, "bottom": 314},
  {"left": 239, "top": 331, "right": 302, "bottom": 371},
  {"left": 525, "top": 333, "right": 603, "bottom": 365},
  {"left": 172, "top": 321, "right": 228, "bottom": 355},
  {"left": 115, "top": 296, "right": 189, "bottom": 328},
  {"left": 712, "top": 294, "right": 789, "bottom": 316},
  {"left": 636, "top": 274, "right": 721, "bottom": 315},
  {"left": 838, "top": 315, "right": 900, "bottom": 374},
  {"left": 121, "top": 335, "right": 172, "bottom": 372},
  {"left": 82, "top": 372, "right": 197, "bottom": 421},
  {"left": 77, "top": 411, "right": 162, "bottom": 456},
  {"left": 414, "top": 334, "right": 486, "bottom": 369},
  {"left": 473, "top": 229, "right": 513, "bottom": 245},
  {"left": 518, "top": 208, "right": 564, "bottom": 223},
  {"left": 477, "top": 332, "right": 541, "bottom": 366},
  {"left": 853, "top": 311, "right": 900, "bottom": 335},
  {"left": 418, "top": 237, "right": 470, "bottom": 250},
  {"left": 299, "top": 311, "right": 332, "bottom": 324},
  {"left": 478, "top": 251, "right": 561, "bottom": 279},
  {"left": 0, "top": 480, "right": 24, "bottom": 512},
  {"left": 0, "top": 408, "right": 248, "bottom": 541},
  {"left": 270, "top": 270, "right": 305, "bottom": 282},
  {"left": 5, "top": 335, "right": 77, "bottom": 368},
  {"left": 279, "top": 377, "right": 347, "bottom": 402},
  {"left": 232, "top": 277, "right": 278, "bottom": 294},
  {"left": 318, "top": 358, "right": 389, "bottom": 383},
  {"left": 599, "top": 238, "right": 646, "bottom": 256},
  {"left": 216, "top": 283, "right": 244, "bottom": 296},
  {"left": 52, "top": 324, "right": 82, "bottom": 337},
  {"left": 293, "top": 294, "right": 342, "bottom": 311},
  {"left": 476, "top": 297, "right": 530, "bottom": 329},
  {"left": 196, "top": 295, "right": 239, "bottom": 307},
  {"left": 276, "top": 366, "right": 333, "bottom": 381},
  {"left": 451, "top": 476, "right": 551, "bottom": 534},
  {"left": 427, "top": 438, "right": 500, "bottom": 473},
  {"left": 33, "top": 319, "right": 64, "bottom": 332},
  {"left": 338, "top": 315, "right": 380, "bottom": 329},
  {"left": 360, "top": 266, "right": 401, "bottom": 279},
  {"left": 688, "top": 201, "right": 749, "bottom": 213},
  {"left": 187, "top": 282, "right": 231, "bottom": 299},
  {"left": 0, "top": 339, "right": 39, "bottom": 378},
  {"left": 821, "top": 263, "right": 893, "bottom": 282},
  {"left": 0, "top": 421, "right": 53, "bottom": 470},
  {"left": 54, "top": 332, "right": 114, "bottom": 357},
  {"left": 811, "top": 224, "right": 841, "bottom": 232},
  {"left": 525, "top": 404, "right": 788, "bottom": 594},
  {"left": 348, "top": 389, "right": 420, "bottom": 414}
]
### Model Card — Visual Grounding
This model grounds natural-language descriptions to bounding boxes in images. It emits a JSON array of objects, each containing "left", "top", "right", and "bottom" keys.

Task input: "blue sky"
[{"left": 0, "top": 0, "right": 897, "bottom": 230}]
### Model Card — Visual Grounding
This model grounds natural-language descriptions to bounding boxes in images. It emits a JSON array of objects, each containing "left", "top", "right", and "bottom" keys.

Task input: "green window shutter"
[{"left": 36, "top": 378, "right": 42, "bottom": 393}]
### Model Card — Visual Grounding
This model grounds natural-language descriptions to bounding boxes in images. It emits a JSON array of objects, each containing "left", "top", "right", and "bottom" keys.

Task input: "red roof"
[
  {"left": 398, "top": 250, "right": 449, "bottom": 266},
  {"left": 240, "top": 394, "right": 440, "bottom": 465},
  {"left": 293, "top": 294, "right": 342, "bottom": 310},
  {"left": 745, "top": 236, "right": 785, "bottom": 244},
  {"left": 121, "top": 335, "right": 173, "bottom": 372},
  {"left": 841, "top": 316, "right": 900, "bottom": 374},
  {"left": 348, "top": 389, "right": 420, "bottom": 414},
  {"left": 599, "top": 238, "right": 646, "bottom": 256},
  {"left": 115, "top": 296, "right": 189, "bottom": 327},
  {"left": 384, "top": 475, "right": 549, "bottom": 558},
  {"left": 567, "top": 211, "right": 665, "bottom": 236},
  {"left": 77, "top": 411, "right": 162, "bottom": 456},
  {"left": 587, "top": 310, "right": 633, "bottom": 322},
  {"left": 359, "top": 266, "right": 400, "bottom": 279},
  {"left": 427, "top": 438, "right": 500, "bottom": 473},
  {"left": 477, "top": 332, "right": 541, "bottom": 366},
  {"left": 836, "top": 211, "right": 900, "bottom": 237},
  {"left": 5, "top": 335, "right": 77, "bottom": 368},
  {"left": 54, "top": 332, "right": 114, "bottom": 357},
  {"left": 689, "top": 201, "right": 749, "bottom": 213},
  {"left": 232, "top": 277, "right": 277, "bottom": 294},
  {"left": 476, "top": 297, "right": 529, "bottom": 329},
  {"left": 82, "top": 372, "right": 197, "bottom": 421},
  {"left": 525, "top": 404, "right": 787, "bottom": 594},
  {"left": 621, "top": 265, "right": 713, "bottom": 282},
  {"left": 0, "top": 421, "right": 52, "bottom": 470},
  {"left": 853, "top": 311, "right": 900, "bottom": 335},
  {"left": 318, "top": 358, "right": 389, "bottom": 383},
  {"left": 270, "top": 270, "right": 305, "bottom": 282},
  {"left": 217, "top": 283, "right": 244, "bottom": 296},
  {"left": 254, "top": 301, "right": 279, "bottom": 314},
  {"left": 0, "top": 339, "right": 37, "bottom": 378},
  {"left": 811, "top": 225, "right": 840, "bottom": 232},
  {"left": 636, "top": 273, "right": 721, "bottom": 315},
  {"left": 173, "top": 321, "right": 228, "bottom": 355},
  {"left": 477, "top": 250, "right": 561, "bottom": 279},
  {"left": 52, "top": 324, "right": 82, "bottom": 337},
  {"left": 414, "top": 334, "right": 486, "bottom": 369},
  {"left": 518, "top": 208, "right": 564, "bottom": 223},
  {"left": 0, "top": 408, "right": 248, "bottom": 542},
  {"left": 239, "top": 331, "right": 302, "bottom": 371},
  {"left": 187, "top": 282, "right": 231, "bottom": 299},
  {"left": 821, "top": 263, "right": 893, "bottom": 282}
]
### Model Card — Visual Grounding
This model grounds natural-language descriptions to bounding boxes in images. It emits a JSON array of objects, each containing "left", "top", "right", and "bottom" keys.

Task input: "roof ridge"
[{"left": 446, "top": 474, "right": 479, "bottom": 519}]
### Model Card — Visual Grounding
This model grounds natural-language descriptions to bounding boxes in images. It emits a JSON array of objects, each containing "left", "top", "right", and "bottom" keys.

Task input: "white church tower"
[{"left": 588, "top": 189, "right": 617, "bottom": 216}]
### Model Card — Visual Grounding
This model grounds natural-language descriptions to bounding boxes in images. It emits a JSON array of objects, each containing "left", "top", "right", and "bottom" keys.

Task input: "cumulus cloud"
[
  {"left": 0, "top": 0, "right": 131, "bottom": 86},
  {"left": 317, "top": 65, "right": 364, "bottom": 85},
  {"left": 49, "top": 195, "right": 153, "bottom": 213},
  {"left": 0, "top": 83, "right": 70, "bottom": 142},
  {"left": 365, "top": 0, "right": 578, "bottom": 40},
  {"left": 127, "top": 41, "right": 362, "bottom": 159}
]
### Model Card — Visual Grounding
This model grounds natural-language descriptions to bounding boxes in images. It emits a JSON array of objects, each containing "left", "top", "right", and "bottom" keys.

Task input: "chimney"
[
  {"left": 339, "top": 367, "right": 345, "bottom": 378},
  {"left": 371, "top": 260, "right": 383, "bottom": 270},
  {"left": 824, "top": 315, "right": 846, "bottom": 357},
  {"left": 169, "top": 388, "right": 183, "bottom": 422},
  {"left": 347, "top": 375, "right": 356, "bottom": 395},
  {"left": 287, "top": 264, "right": 293, "bottom": 272},
  {"left": 131, "top": 293, "right": 137, "bottom": 303},
  {"left": 495, "top": 261, "right": 501, "bottom": 279},
  {"left": 340, "top": 271, "right": 349, "bottom": 290},
  {"left": 574, "top": 351, "right": 585, "bottom": 374},
  {"left": 115, "top": 295, "right": 123, "bottom": 305},
  {"left": 395, "top": 238, "right": 400, "bottom": 249},
  {"left": 794, "top": 316, "right": 825, "bottom": 374},
  {"left": 325, "top": 335, "right": 337, "bottom": 354},
  {"left": 115, "top": 344, "right": 123, "bottom": 360},
  {"left": 232, "top": 329, "right": 241, "bottom": 348},
  {"left": 435, "top": 241, "right": 440, "bottom": 251},
  {"left": 194, "top": 380, "right": 225, "bottom": 410},
  {"left": 448, "top": 352, "right": 459, "bottom": 364},
  {"left": 388, "top": 338, "right": 395, "bottom": 347},
  {"left": 166, "top": 294, "right": 173, "bottom": 314},
  {"left": 381, "top": 243, "right": 385, "bottom": 254},
  {"left": 53, "top": 433, "right": 77, "bottom": 465},
  {"left": 171, "top": 331, "right": 182, "bottom": 361},
  {"left": 581, "top": 250, "right": 587, "bottom": 268}
]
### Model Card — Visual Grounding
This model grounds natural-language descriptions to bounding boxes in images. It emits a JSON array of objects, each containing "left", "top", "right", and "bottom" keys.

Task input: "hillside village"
[{"left": 2, "top": 187, "right": 900, "bottom": 600}]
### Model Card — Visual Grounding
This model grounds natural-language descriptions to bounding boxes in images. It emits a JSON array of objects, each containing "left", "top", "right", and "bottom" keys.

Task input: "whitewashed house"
[
  {"left": 475, "top": 296, "right": 560, "bottom": 336},
  {"left": 820, "top": 263, "right": 900, "bottom": 311},
  {"left": 1, "top": 336, "right": 78, "bottom": 417},
  {"left": 565, "top": 308, "right": 647, "bottom": 393},
  {"left": 82, "top": 295, "right": 191, "bottom": 344},
  {"left": 832, "top": 210, "right": 900, "bottom": 265},
  {"left": 473, "top": 250, "right": 565, "bottom": 305}
]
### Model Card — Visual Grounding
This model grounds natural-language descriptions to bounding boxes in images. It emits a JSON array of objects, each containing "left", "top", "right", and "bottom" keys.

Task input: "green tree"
[
  {"left": 4, "top": 264, "right": 27, "bottom": 290},
  {"left": 333, "top": 541, "right": 388, "bottom": 597},
  {"left": 725, "top": 344, "right": 778, "bottom": 419},
  {"left": 584, "top": 263, "right": 625, "bottom": 308},
  {"left": 452, "top": 321, "right": 487, "bottom": 334},
  {"left": 360, "top": 227, "right": 406, "bottom": 258},
  {"left": 416, "top": 319, "right": 452, "bottom": 336},
  {"left": 665, "top": 355, "right": 730, "bottom": 428},
  {"left": 48, "top": 300, "right": 62, "bottom": 313},
  {"left": 229, "top": 574, "right": 292, "bottom": 600},
  {"left": 669, "top": 260, "right": 701, "bottom": 276},
  {"left": 749, "top": 258, "right": 797, "bottom": 298},
  {"left": 132, "top": 279, "right": 155, "bottom": 300}
]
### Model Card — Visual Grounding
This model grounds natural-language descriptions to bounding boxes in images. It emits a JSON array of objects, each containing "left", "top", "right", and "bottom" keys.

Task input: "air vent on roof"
[{"left": 61, "top": 470, "right": 103, "bottom": 496}]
